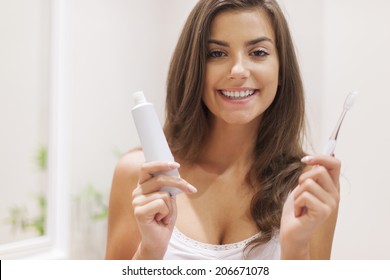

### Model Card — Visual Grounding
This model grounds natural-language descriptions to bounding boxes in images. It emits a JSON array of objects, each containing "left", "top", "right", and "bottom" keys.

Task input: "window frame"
[{"left": 0, "top": 0, "right": 70, "bottom": 260}]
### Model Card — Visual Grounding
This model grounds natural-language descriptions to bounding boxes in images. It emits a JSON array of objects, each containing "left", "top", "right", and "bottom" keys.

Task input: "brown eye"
[
  {"left": 207, "top": 50, "right": 226, "bottom": 58},
  {"left": 250, "top": 50, "right": 269, "bottom": 57}
]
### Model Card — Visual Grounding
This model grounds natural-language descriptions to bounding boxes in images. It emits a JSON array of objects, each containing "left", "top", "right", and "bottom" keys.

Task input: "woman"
[{"left": 105, "top": 0, "right": 340, "bottom": 260}]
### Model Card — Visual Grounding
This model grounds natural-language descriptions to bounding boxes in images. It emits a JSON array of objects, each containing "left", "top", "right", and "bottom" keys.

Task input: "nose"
[{"left": 228, "top": 55, "right": 250, "bottom": 80}]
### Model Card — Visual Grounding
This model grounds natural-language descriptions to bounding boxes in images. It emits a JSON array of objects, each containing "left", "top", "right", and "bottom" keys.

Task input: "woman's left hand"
[{"left": 280, "top": 155, "right": 341, "bottom": 259}]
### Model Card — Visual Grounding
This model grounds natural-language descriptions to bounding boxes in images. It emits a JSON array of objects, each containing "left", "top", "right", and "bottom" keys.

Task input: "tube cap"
[{"left": 133, "top": 91, "right": 147, "bottom": 105}]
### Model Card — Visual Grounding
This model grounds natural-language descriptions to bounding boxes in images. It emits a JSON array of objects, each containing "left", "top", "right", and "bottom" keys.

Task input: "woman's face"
[{"left": 203, "top": 8, "right": 279, "bottom": 126}]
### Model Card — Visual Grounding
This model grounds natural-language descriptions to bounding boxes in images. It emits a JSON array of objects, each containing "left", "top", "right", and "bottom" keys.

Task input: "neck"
[{"left": 199, "top": 117, "right": 260, "bottom": 171}]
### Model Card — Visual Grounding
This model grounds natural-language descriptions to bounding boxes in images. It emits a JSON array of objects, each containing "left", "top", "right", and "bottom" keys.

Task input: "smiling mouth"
[{"left": 219, "top": 89, "right": 257, "bottom": 99}]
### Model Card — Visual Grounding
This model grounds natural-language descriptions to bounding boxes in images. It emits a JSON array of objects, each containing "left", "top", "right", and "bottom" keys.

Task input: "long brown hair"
[{"left": 164, "top": 0, "right": 306, "bottom": 251}]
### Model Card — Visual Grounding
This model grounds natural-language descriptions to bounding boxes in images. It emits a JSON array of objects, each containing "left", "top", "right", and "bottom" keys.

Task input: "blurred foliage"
[
  {"left": 6, "top": 194, "right": 46, "bottom": 236},
  {"left": 5, "top": 145, "right": 113, "bottom": 240},
  {"left": 5, "top": 146, "right": 47, "bottom": 236},
  {"left": 36, "top": 146, "right": 47, "bottom": 171},
  {"left": 75, "top": 184, "right": 108, "bottom": 221},
  {"left": 73, "top": 147, "right": 122, "bottom": 222}
]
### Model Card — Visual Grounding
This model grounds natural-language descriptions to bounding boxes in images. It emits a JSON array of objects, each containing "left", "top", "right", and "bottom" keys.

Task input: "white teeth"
[{"left": 220, "top": 90, "right": 255, "bottom": 99}]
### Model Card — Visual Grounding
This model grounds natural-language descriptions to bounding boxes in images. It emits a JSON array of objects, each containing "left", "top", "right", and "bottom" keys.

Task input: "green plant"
[
  {"left": 6, "top": 194, "right": 46, "bottom": 236},
  {"left": 73, "top": 148, "right": 123, "bottom": 222},
  {"left": 75, "top": 184, "right": 108, "bottom": 221},
  {"left": 36, "top": 146, "right": 47, "bottom": 171},
  {"left": 4, "top": 146, "right": 47, "bottom": 236}
]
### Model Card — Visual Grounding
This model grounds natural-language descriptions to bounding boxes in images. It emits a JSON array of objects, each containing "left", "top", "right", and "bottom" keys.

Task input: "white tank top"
[{"left": 163, "top": 227, "right": 280, "bottom": 260}]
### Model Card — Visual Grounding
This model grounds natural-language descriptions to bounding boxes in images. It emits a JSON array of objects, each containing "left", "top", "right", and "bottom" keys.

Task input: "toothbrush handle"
[
  {"left": 323, "top": 139, "right": 337, "bottom": 156},
  {"left": 296, "top": 139, "right": 337, "bottom": 217},
  {"left": 297, "top": 139, "right": 337, "bottom": 217}
]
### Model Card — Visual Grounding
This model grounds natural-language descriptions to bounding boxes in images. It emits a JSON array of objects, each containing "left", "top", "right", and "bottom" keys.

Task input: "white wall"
[
  {"left": 0, "top": 0, "right": 50, "bottom": 244},
  {"left": 69, "top": 0, "right": 197, "bottom": 197},
  {"left": 322, "top": 0, "right": 390, "bottom": 259},
  {"left": 67, "top": 0, "right": 198, "bottom": 258},
  {"left": 283, "top": 0, "right": 390, "bottom": 259},
  {"left": 278, "top": 0, "right": 324, "bottom": 150}
]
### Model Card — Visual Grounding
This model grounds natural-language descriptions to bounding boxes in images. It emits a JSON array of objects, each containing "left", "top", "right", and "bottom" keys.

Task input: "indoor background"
[{"left": 0, "top": 0, "right": 389, "bottom": 259}]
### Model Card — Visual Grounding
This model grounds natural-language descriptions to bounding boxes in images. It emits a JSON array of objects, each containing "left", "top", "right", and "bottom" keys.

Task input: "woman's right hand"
[{"left": 131, "top": 161, "right": 197, "bottom": 259}]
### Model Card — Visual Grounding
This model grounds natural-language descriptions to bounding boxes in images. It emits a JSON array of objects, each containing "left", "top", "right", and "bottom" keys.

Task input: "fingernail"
[
  {"left": 168, "top": 162, "right": 180, "bottom": 169},
  {"left": 301, "top": 155, "right": 315, "bottom": 164},
  {"left": 187, "top": 183, "right": 198, "bottom": 193}
]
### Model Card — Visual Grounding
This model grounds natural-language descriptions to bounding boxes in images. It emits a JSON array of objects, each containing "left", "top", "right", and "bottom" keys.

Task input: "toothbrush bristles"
[
  {"left": 343, "top": 90, "right": 358, "bottom": 110},
  {"left": 329, "top": 90, "right": 358, "bottom": 141}
]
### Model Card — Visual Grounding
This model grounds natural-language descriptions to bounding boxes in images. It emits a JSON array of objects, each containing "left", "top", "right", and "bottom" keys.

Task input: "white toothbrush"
[
  {"left": 323, "top": 90, "right": 358, "bottom": 155},
  {"left": 297, "top": 91, "right": 358, "bottom": 217}
]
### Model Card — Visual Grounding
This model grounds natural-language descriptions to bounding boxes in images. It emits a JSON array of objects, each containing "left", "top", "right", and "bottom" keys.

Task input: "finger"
[
  {"left": 132, "top": 191, "right": 171, "bottom": 208},
  {"left": 138, "top": 161, "right": 181, "bottom": 184},
  {"left": 134, "top": 174, "right": 197, "bottom": 196},
  {"left": 161, "top": 196, "right": 177, "bottom": 226},
  {"left": 282, "top": 187, "right": 296, "bottom": 213},
  {"left": 294, "top": 179, "right": 338, "bottom": 218},
  {"left": 155, "top": 195, "right": 174, "bottom": 224},
  {"left": 133, "top": 198, "right": 170, "bottom": 224},
  {"left": 301, "top": 155, "right": 341, "bottom": 173},
  {"left": 301, "top": 155, "right": 341, "bottom": 185},
  {"left": 294, "top": 179, "right": 330, "bottom": 205},
  {"left": 299, "top": 165, "right": 338, "bottom": 194},
  {"left": 294, "top": 191, "right": 332, "bottom": 221}
]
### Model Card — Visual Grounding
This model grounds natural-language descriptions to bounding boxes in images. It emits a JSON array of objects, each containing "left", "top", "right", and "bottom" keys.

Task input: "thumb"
[{"left": 282, "top": 187, "right": 297, "bottom": 215}]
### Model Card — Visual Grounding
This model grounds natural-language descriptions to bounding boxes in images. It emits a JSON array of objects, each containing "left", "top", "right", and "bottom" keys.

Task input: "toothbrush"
[
  {"left": 296, "top": 91, "right": 358, "bottom": 217},
  {"left": 323, "top": 90, "right": 358, "bottom": 155}
]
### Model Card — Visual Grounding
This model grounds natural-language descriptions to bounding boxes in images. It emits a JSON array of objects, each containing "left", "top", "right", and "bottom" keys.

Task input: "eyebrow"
[{"left": 208, "top": 37, "right": 274, "bottom": 47}]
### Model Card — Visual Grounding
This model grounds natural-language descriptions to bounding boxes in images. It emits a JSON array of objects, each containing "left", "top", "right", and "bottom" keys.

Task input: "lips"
[{"left": 219, "top": 89, "right": 257, "bottom": 100}]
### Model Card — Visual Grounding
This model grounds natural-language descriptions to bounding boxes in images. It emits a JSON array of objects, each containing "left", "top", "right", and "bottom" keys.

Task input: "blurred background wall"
[{"left": 0, "top": 0, "right": 389, "bottom": 259}]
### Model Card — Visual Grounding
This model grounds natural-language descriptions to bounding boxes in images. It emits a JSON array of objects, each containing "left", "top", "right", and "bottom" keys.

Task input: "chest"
[{"left": 175, "top": 166, "right": 259, "bottom": 245}]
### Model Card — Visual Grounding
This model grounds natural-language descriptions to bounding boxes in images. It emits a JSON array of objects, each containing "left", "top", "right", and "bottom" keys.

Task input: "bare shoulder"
[
  {"left": 105, "top": 148, "right": 145, "bottom": 259},
  {"left": 113, "top": 147, "right": 145, "bottom": 185}
]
